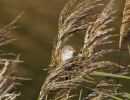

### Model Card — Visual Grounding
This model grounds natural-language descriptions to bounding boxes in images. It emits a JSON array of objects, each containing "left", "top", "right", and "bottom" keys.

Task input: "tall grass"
[
  {"left": 0, "top": 12, "right": 29, "bottom": 99},
  {"left": 38, "top": 0, "right": 130, "bottom": 100},
  {"left": 0, "top": 0, "right": 130, "bottom": 100}
]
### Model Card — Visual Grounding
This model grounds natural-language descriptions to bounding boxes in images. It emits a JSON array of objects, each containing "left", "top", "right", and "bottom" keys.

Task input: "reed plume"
[
  {"left": 0, "top": 12, "right": 27, "bottom": 100},
  {"left": 38, "top": 0, "right": 130, "bottom": 100},
  {"left": 1, "top": 0, "right": 130, "bottom": 100}
]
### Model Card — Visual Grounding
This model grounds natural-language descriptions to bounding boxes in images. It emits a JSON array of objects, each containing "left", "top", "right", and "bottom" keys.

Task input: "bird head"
[{"left": 61, "top": 45, "right": 75, "bottom": 61}]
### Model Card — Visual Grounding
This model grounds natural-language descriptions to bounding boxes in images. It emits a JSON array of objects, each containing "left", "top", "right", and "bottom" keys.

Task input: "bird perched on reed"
[
  {"left": 61, "top": 45, "right": 75, "bottom": 62},
  {"left": 60, "top": 45, "right": 75, "bottom": 80}
]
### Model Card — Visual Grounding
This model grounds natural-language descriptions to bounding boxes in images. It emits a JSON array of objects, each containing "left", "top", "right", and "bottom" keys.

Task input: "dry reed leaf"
[{"left": 119, "top": 0, "right": 130, "bottom": 48}]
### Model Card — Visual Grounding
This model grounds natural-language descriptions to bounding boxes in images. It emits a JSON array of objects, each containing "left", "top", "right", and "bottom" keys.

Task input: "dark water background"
[{"left": 0, "top": 0, "right": 130, "bottom": 100}]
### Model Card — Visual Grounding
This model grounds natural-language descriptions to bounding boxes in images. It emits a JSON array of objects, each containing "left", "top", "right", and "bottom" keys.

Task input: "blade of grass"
[
  {"left": 119, "top": 92, "right": 130, "bottom": 99},
  {"left": 89, "top": 71, "right": 130, "bottom": 80},
  {"left": 91, "top": 88, "right": 123, "bottom": 100}
]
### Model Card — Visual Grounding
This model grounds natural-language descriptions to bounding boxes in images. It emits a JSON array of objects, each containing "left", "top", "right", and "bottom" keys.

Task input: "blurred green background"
[{"left": 0, "top": 0, "right": 130, "bottom": 100}]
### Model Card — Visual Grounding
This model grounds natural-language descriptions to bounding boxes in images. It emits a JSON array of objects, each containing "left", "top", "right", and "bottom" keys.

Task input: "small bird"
[{"left": 61, "top": 45, "right": 75, "bottom": 62}]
